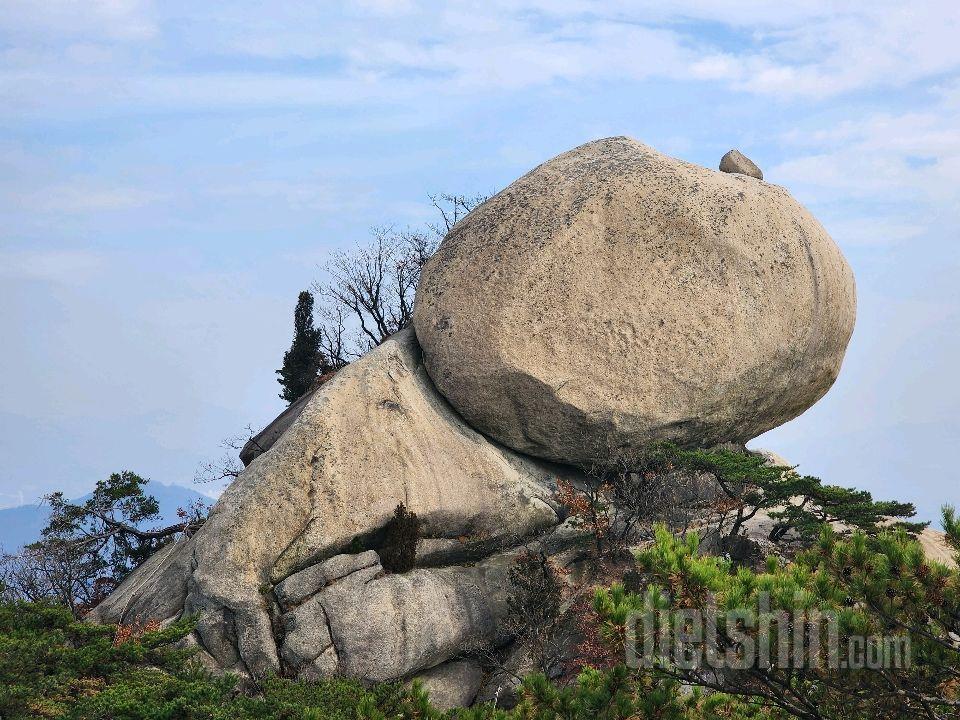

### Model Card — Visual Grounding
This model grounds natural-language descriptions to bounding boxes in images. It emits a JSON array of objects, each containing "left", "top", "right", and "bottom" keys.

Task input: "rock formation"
[
  {"left": 90, "top": 328, "right": 584, "bottom": 682},
  {"left": 90, "top": 137, "right": 860, "bottom": 706},
  {"left": 414, "top": 136, "right": 856, "bottom": 468}
]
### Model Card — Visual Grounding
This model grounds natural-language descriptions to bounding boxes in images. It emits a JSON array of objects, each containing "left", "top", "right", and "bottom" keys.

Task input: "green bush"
[
  {"left": 595, "top": 524, "right": 960, "bottom": 720},
  {"left": 4, "top": 491, "right": 952, "bottom": 719},
  {"left": 0, "top": 601, "right": 418, "bottom": 720},
  {"left": 0, "top": 600, "right": 774, "bottom": 720},
  {"left": 556, "top": 444, "right": 923, "bottom": 563}
]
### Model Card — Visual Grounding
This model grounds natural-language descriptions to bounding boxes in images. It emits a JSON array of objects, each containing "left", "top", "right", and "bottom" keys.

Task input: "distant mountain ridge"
[{"left": 0, "top": 483, "right": 209, "bottom": 552}]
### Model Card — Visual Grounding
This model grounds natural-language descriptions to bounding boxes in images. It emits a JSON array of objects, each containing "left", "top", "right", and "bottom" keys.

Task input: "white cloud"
[
  {"left": 3, "top": 1, "right": 959, "bottom": 119},
  {"left": 192, "top": 1, "right": 960, "bottom": 100},
  {"left": 2, "top": 1, "right": 960, "bottom": 514},
  {"left": 207, "top": 180, "right": 371, "bottom": 213},
  {"left": 354, "top": 0, "right": 416, "bottom": 17},
  {"left": 623, "top": 1, "right": 960, "bottom": 98},
  {"left": 14, "top": 184, "right": 167, "bottom": 213},
  {"left": 0, "top": 249, "right": 105, "bottom": 284},
  {"left": 819, "top": 217, "right": 925, "bottom": 248},
  {"left": 771, "top": 106, "right": 960, "bottom": 230},
  {"left": 0, "top": 0, "right": 157, "bottom": 43}
]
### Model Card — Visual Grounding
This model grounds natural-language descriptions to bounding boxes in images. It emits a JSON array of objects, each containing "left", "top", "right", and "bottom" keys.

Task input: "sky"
[{"left": 1, "top": 1, "right": 958, "bottom": 524}]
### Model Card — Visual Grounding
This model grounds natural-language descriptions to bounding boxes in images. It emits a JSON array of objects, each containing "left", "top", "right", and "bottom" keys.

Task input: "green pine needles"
[
  {"left": 595, "top": 524, "right": 960, "bottom": 719},
  {"left": 276, "top": 290, "right": 331, "bottom": 404}
]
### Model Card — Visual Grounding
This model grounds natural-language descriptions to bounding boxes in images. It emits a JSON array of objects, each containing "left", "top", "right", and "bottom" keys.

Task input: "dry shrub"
[
  {"left": 380, "top": 503, "right": 421, "bottom": 573},
  {"left": 113, "top": 618, "right": 161, "bottom": 646}
]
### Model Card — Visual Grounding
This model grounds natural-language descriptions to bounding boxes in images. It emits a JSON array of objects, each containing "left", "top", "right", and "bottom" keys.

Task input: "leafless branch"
[{"left": 311, "top": 193, "right": 486, "bottom": 363}]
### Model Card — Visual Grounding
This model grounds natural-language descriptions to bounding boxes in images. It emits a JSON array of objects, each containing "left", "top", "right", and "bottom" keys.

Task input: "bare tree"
[
  {"left": 194, "top": 424, "right": 259, "bottom": 485},
  {"left": 427, "top": 192, "right": 483, "bottom": 235},
  {"left": 1, "top": 538, "right": 130, "bottom": 615},
  {"left": 312, "top": 193, "right": 485, "bottom": 365},
  {"left": 600, "top": 450, "right": 719, "bottom": 544},
  {"left": 316, "top": 304, "right": 350, "bottom": 371},
  {"left": 1, "top": 542, "right": 100, "bottom": 613},
  {"left": 502, "top": 549, "right": 568, "bottom": 677},
  {"left": 192, "top": 194, "right": 488, "bottom": 487},
  {"left": 556, "top": 446, "right": 719, "bottom": 559}
]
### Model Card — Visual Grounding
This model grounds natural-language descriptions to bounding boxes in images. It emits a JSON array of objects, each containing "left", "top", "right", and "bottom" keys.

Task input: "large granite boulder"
[
  {"left": 88, "top": 137, "right": 863, "bottom": 706},
  {"left": 89, "top": 328, "right": 583, "bottom": 679},
  {"left": 413, "top": 136, "right": 856, "bottom": 468}
]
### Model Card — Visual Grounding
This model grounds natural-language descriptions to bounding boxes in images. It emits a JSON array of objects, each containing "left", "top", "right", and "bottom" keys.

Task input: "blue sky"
[{"left": 1, "top": 2, "right": 958, "bottom": 524}]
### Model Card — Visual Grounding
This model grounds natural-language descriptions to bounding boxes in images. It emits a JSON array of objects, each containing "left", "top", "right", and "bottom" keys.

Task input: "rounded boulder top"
[{"left": 413, "top": 136, "right": 856, "bottom": 468}]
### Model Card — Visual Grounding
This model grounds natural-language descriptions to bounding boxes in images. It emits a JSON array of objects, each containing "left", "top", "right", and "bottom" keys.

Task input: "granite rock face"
[
  {"left": 413, "top": 136, "right": 856, "bottom": 468},
  {"left": 238, "top": 388, "right": 315, "bottom": 466},
  {"left": 315, "top": 552, "right": 516, "bottom": 682},
  {"left": 274, "top": 550, "right": 381, "bottom": 609},
  {"left": 89, "top": 328, "right": 580, "bottom": 679}
]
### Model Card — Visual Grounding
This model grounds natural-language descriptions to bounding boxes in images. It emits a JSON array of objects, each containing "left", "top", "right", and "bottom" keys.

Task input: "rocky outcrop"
[
  {"left": 89, "top": 137, "right": 866, "bottom": 708},
  {"left": 274, "top": 550, "right": 381, "bottom": 609},
  {"left": 90, "top": 536, "right": 194, "bottom": 628},
  {"left": 89, "top": 327, "right": 584, "bottom": 679},
  {"left": 474, "top": 642, "right": 536, "bottom": 708},
  {"left": 238, "top": 388, "right": 316, "bottom": 466},
  {"left": 414, "top": 136, "right": 856, "bottom": 468},
  {"left": 316, "top": 552, "right": 515, "bottom": 682},
  {"left": 918, "top": 528, "right": 958, "bottom": 569}
]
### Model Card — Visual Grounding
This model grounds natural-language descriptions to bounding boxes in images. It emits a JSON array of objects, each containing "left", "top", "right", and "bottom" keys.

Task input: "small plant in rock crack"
[
  {"left": 380, "top": 503, "right": 421, "bottom": 573},
  {"left": 504, "top": 550, "right": 569, "bottom": 677}
]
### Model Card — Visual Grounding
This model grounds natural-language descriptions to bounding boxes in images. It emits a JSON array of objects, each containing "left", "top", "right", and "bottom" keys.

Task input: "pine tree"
[
  {"left": 595, "top": 523, "right": 960, "bottom": 720},
  {"left": 276, "top": 291, "right": 326, "bottom": 404},
  {"left": 2, "top": 472, "right": 207, "bottom": 615},
  {"left": 943, "top": 504, "right": 960, "bottom": 550}
]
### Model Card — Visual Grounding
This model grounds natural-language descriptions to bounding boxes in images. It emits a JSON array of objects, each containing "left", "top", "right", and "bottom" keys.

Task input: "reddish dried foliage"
[
  {"left": 113, "top": 618, "right": 161, "bottom": 646},
  {"left": 555, "top": 478, "right": 612, "bottom": 550}
]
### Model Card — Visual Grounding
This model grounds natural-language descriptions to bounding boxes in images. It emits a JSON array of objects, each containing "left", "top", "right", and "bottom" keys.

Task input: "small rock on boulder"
[{"left": 719, "top": 148, "right": 763, "bottom": 179}]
